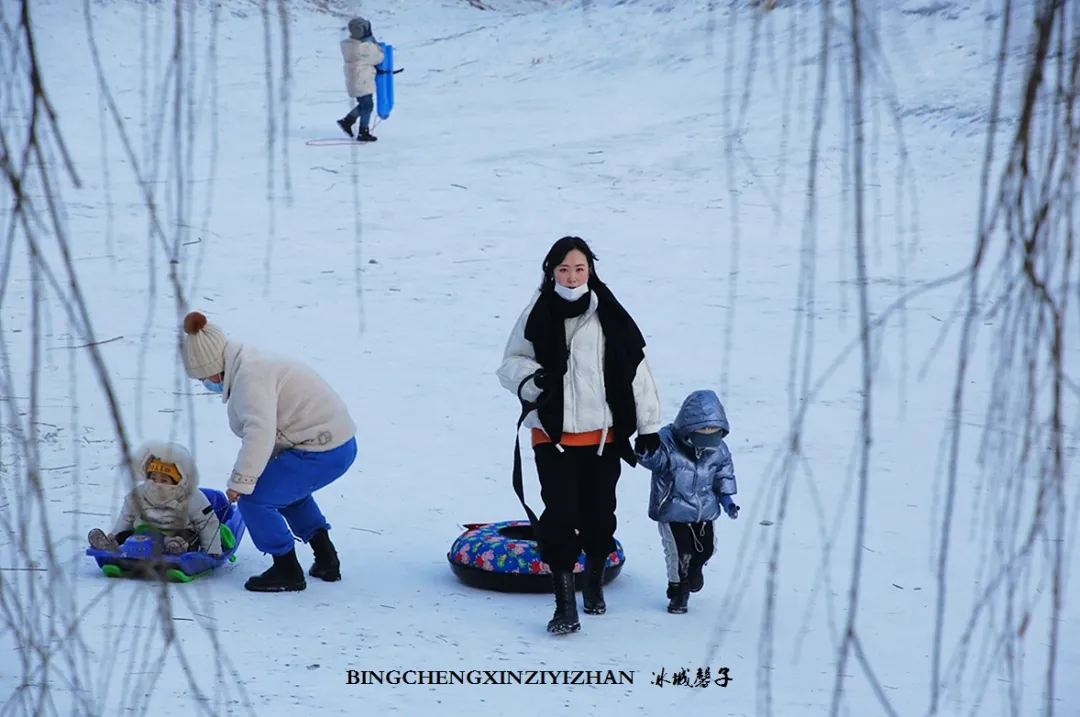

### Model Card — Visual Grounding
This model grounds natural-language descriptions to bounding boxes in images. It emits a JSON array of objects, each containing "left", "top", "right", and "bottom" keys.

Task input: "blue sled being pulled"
[
  {"left": 375, "top": 42, "right": 396, "bottom": 120},
  {"left": 85, "top": 488, "right": 246, "bottom": 582}
]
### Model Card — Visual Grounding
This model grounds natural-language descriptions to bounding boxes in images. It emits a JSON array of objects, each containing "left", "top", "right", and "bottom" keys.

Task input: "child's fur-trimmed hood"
[{"left": 131, "top": 440, "right": 200, "bottom": 496}]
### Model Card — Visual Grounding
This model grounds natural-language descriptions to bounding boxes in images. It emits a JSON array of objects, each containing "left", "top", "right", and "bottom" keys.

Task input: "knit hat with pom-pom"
[{"left": 180, "top": 311, "right": 228, "bottom": 379}]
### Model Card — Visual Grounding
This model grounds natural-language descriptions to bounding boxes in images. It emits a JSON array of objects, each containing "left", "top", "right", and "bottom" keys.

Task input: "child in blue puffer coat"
[{"left": 635, "top": 389, "right": 739, "bottom": 614}]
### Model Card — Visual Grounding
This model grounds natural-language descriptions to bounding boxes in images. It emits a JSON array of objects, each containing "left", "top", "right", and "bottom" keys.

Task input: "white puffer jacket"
[
  {"left": 341, "top": 38, "right": 384, "bottom": 98},
  {"left": 497, "top": 289, "right": 662, "bottom": 449},
  {"left": 111, "top": 441, "right": 223, "bottom": 555},
  {"left": 220, "top": 341, "right": 357, "bottom": 495}
]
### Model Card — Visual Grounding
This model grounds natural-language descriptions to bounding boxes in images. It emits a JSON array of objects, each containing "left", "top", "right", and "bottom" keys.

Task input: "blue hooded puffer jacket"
[{"left": 638, "top": 389, "right": 737, "bottom": 523}]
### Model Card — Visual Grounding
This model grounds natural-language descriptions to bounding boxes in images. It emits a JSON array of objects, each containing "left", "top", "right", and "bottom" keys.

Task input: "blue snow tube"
[
  {"left": 375, "top": 42, "right": 395, "bottom": 120},
  {"left": 447, "top": 520, "right": 625, "bottom": 593},
  {"left": 86, "top": 488, "right": 247, "bottom": 582}
]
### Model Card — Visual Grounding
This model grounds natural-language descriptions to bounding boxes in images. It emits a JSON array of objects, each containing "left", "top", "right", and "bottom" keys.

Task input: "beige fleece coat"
[
  {"left": 341, "top": 38, "right": 384, "bottom": 97},
  {"left": 219, "top": 341, "right": 357, "bottom": 495}
]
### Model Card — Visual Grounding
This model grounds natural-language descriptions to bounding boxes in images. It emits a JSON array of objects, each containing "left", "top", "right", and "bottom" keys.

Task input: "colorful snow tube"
[
  {"left": 447, "top": 520, "right": 625, "bottom": 593},
  {"left": 85, "top": 488, "right": 246, "bottom": 582}
]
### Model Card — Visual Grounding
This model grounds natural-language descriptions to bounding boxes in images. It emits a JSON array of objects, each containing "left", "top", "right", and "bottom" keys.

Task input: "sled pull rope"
[{"left": 512, "top": 370, "right": 551, "bottom": 535}]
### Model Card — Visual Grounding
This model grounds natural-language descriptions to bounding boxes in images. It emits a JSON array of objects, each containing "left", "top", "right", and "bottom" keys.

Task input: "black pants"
[
  {"left": 658, "top": 521, "right": 715, "bottom": 582},
  {"left": 534, "top": 442, "right": 622, "bottom": 572}
]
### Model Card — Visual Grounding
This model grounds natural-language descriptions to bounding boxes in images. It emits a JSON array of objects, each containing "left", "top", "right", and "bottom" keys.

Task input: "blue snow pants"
[
  {"left": 237, "top": 437, "right": 357, "bottom": 556},
  {"left": 345, "top": 94, "right": 374, "bottom": 128}
]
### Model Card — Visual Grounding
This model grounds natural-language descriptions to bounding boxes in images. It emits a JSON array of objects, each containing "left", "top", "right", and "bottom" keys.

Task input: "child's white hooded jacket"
[
  {"left": 341, "top": 17, "right": 384, "bottom": 98},
  {"left": 110, "top": 441, "right": 224, "bottom": 555}
]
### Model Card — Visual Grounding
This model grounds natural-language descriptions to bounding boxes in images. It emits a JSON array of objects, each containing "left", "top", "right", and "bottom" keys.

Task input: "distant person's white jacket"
[
  {"left": 220, "top": 342, "right": 356, "bottom": 495},
  {"left": 341, "top": 37, "right": 384, "bottom": 98}
]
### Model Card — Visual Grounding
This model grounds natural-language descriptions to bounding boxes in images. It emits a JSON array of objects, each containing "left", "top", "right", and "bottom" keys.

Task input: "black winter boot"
[
  {"left": 244, "top": 549, "right": 306, "bottom": 592},
  {"left": 666, "top": 581, "right": 690, "bottom": 613},
  {"left": 582, "top": 557, "right": 607, "bottom": 615},
  {"left": 667, "top": 554, "right": 691, "bottom": 613},
  {"left": 337, "top": 116, "right": 355, "bottom": 137},
  {"left": 308, "top": 527, "right": 341, "bottom": 582},
  {"left": 688, "top": 561, "right": 705, "bottom": 593},
  {"left": 547, "top": 570, "right": 581, "bottom": 635},
  {"left": 356, "top": 127, "right": 377, "bottom": 142}
]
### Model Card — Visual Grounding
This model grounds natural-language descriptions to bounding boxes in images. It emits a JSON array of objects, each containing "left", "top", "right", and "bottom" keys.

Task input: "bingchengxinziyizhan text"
[{"left": 346, "top": 669, "right": 636, "bottom": 685}]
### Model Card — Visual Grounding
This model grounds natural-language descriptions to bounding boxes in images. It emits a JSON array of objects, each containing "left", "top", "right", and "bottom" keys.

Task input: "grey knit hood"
[{"left": 348, "top": 17, "right": 373, "bottom": 41}]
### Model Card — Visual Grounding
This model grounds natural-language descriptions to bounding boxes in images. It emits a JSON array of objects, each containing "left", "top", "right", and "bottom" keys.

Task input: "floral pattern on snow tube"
[{"left": 446, "top": 520, "right": 625, "bottom": 593}]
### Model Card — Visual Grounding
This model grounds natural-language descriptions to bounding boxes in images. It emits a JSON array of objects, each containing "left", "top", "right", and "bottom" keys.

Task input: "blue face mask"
[
  {"left": 688, "top": 430, "right": 724, "bottom": 450},
  {"left": 202, "top": 379, "right": 223, "bottom": 394}
]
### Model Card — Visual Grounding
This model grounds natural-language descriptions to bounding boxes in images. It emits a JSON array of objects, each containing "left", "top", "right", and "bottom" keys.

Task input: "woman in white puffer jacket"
[
  {"left": 180, "top": 311, "right": 358, "bottom": 594},
  {"left": 497, "top": 236, "right": 663, "bottom": 636},
  {"left": 336, "top": 16, "right": 385, "bottom": 142}
]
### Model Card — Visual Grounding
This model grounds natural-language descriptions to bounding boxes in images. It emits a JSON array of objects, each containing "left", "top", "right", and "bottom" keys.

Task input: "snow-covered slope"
[{"left": 1, "top": 0, "right": 1076, "bottom": 715}]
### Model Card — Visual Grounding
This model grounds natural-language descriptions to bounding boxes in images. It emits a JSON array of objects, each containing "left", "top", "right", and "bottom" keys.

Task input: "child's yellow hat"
[{"left": 145, "top": 457, "right": 182, "bottom": 484}]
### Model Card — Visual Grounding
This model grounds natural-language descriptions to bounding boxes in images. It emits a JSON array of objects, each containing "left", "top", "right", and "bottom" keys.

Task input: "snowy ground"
[{"left": 2, "top": 0, "right": 1078, "bottom": 715}]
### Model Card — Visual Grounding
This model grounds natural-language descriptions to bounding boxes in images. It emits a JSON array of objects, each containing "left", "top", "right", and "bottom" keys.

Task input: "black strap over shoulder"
[{"left": 512, "top": 370, "right": 549, "bottom": 534}]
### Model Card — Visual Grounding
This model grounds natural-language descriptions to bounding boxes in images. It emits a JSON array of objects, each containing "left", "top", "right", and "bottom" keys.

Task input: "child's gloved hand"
[
  {"left": 634, "top": 433, "right": 661, "bottom": 455},
  {"left": 725, "top": 502, "right": 740, "bottom": 520}
]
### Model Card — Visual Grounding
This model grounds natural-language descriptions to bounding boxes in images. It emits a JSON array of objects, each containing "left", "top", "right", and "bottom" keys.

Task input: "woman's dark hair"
[{"left": 541, "top": 236, "right": 599, "bottom": 289}]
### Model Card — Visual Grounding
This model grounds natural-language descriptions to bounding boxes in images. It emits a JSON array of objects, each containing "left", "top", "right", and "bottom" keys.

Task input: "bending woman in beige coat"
[{"left": 180, "top": 312, "right": 358, "bottom": 593}]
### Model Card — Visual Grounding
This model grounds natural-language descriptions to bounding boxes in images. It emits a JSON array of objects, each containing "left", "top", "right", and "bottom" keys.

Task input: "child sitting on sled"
[
  {"left": 336, "top": 16, "right": 385, "bottom": 142},
  {"left": 88, "top": 440, "right": 223, "bottom": 558},
  {"left": 635, "top": 389, "right": 740, "bottom": 614}
]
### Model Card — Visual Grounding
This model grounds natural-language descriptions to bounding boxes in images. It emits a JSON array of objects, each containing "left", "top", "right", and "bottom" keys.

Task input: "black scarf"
[{"left": 523, "top": 281, "right": 646, "bottom": 466}]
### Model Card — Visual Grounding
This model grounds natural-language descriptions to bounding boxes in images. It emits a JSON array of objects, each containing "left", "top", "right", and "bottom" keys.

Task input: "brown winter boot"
[
  {"left": 163, "top": 536, "right": 188, "bottom": 555},
  {"left": 88, "top": 529, "right": 119, "bottom": 552}
]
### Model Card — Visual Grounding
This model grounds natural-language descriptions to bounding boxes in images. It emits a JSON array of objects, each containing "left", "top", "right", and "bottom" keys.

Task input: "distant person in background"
[
  {"left": 180, "top": 311, "right": 358, "bottom": 593},
  {"left": 497, "top": 236, "right": 663, "bottom": 635},
  {"left": 337, "top": 16, "right": 385, "bottom": 142}
]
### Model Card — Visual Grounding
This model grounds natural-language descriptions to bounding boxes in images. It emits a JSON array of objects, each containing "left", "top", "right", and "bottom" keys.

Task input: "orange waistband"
[{"left": 531, "top": 428, "right": 615, "bottom": 447}]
